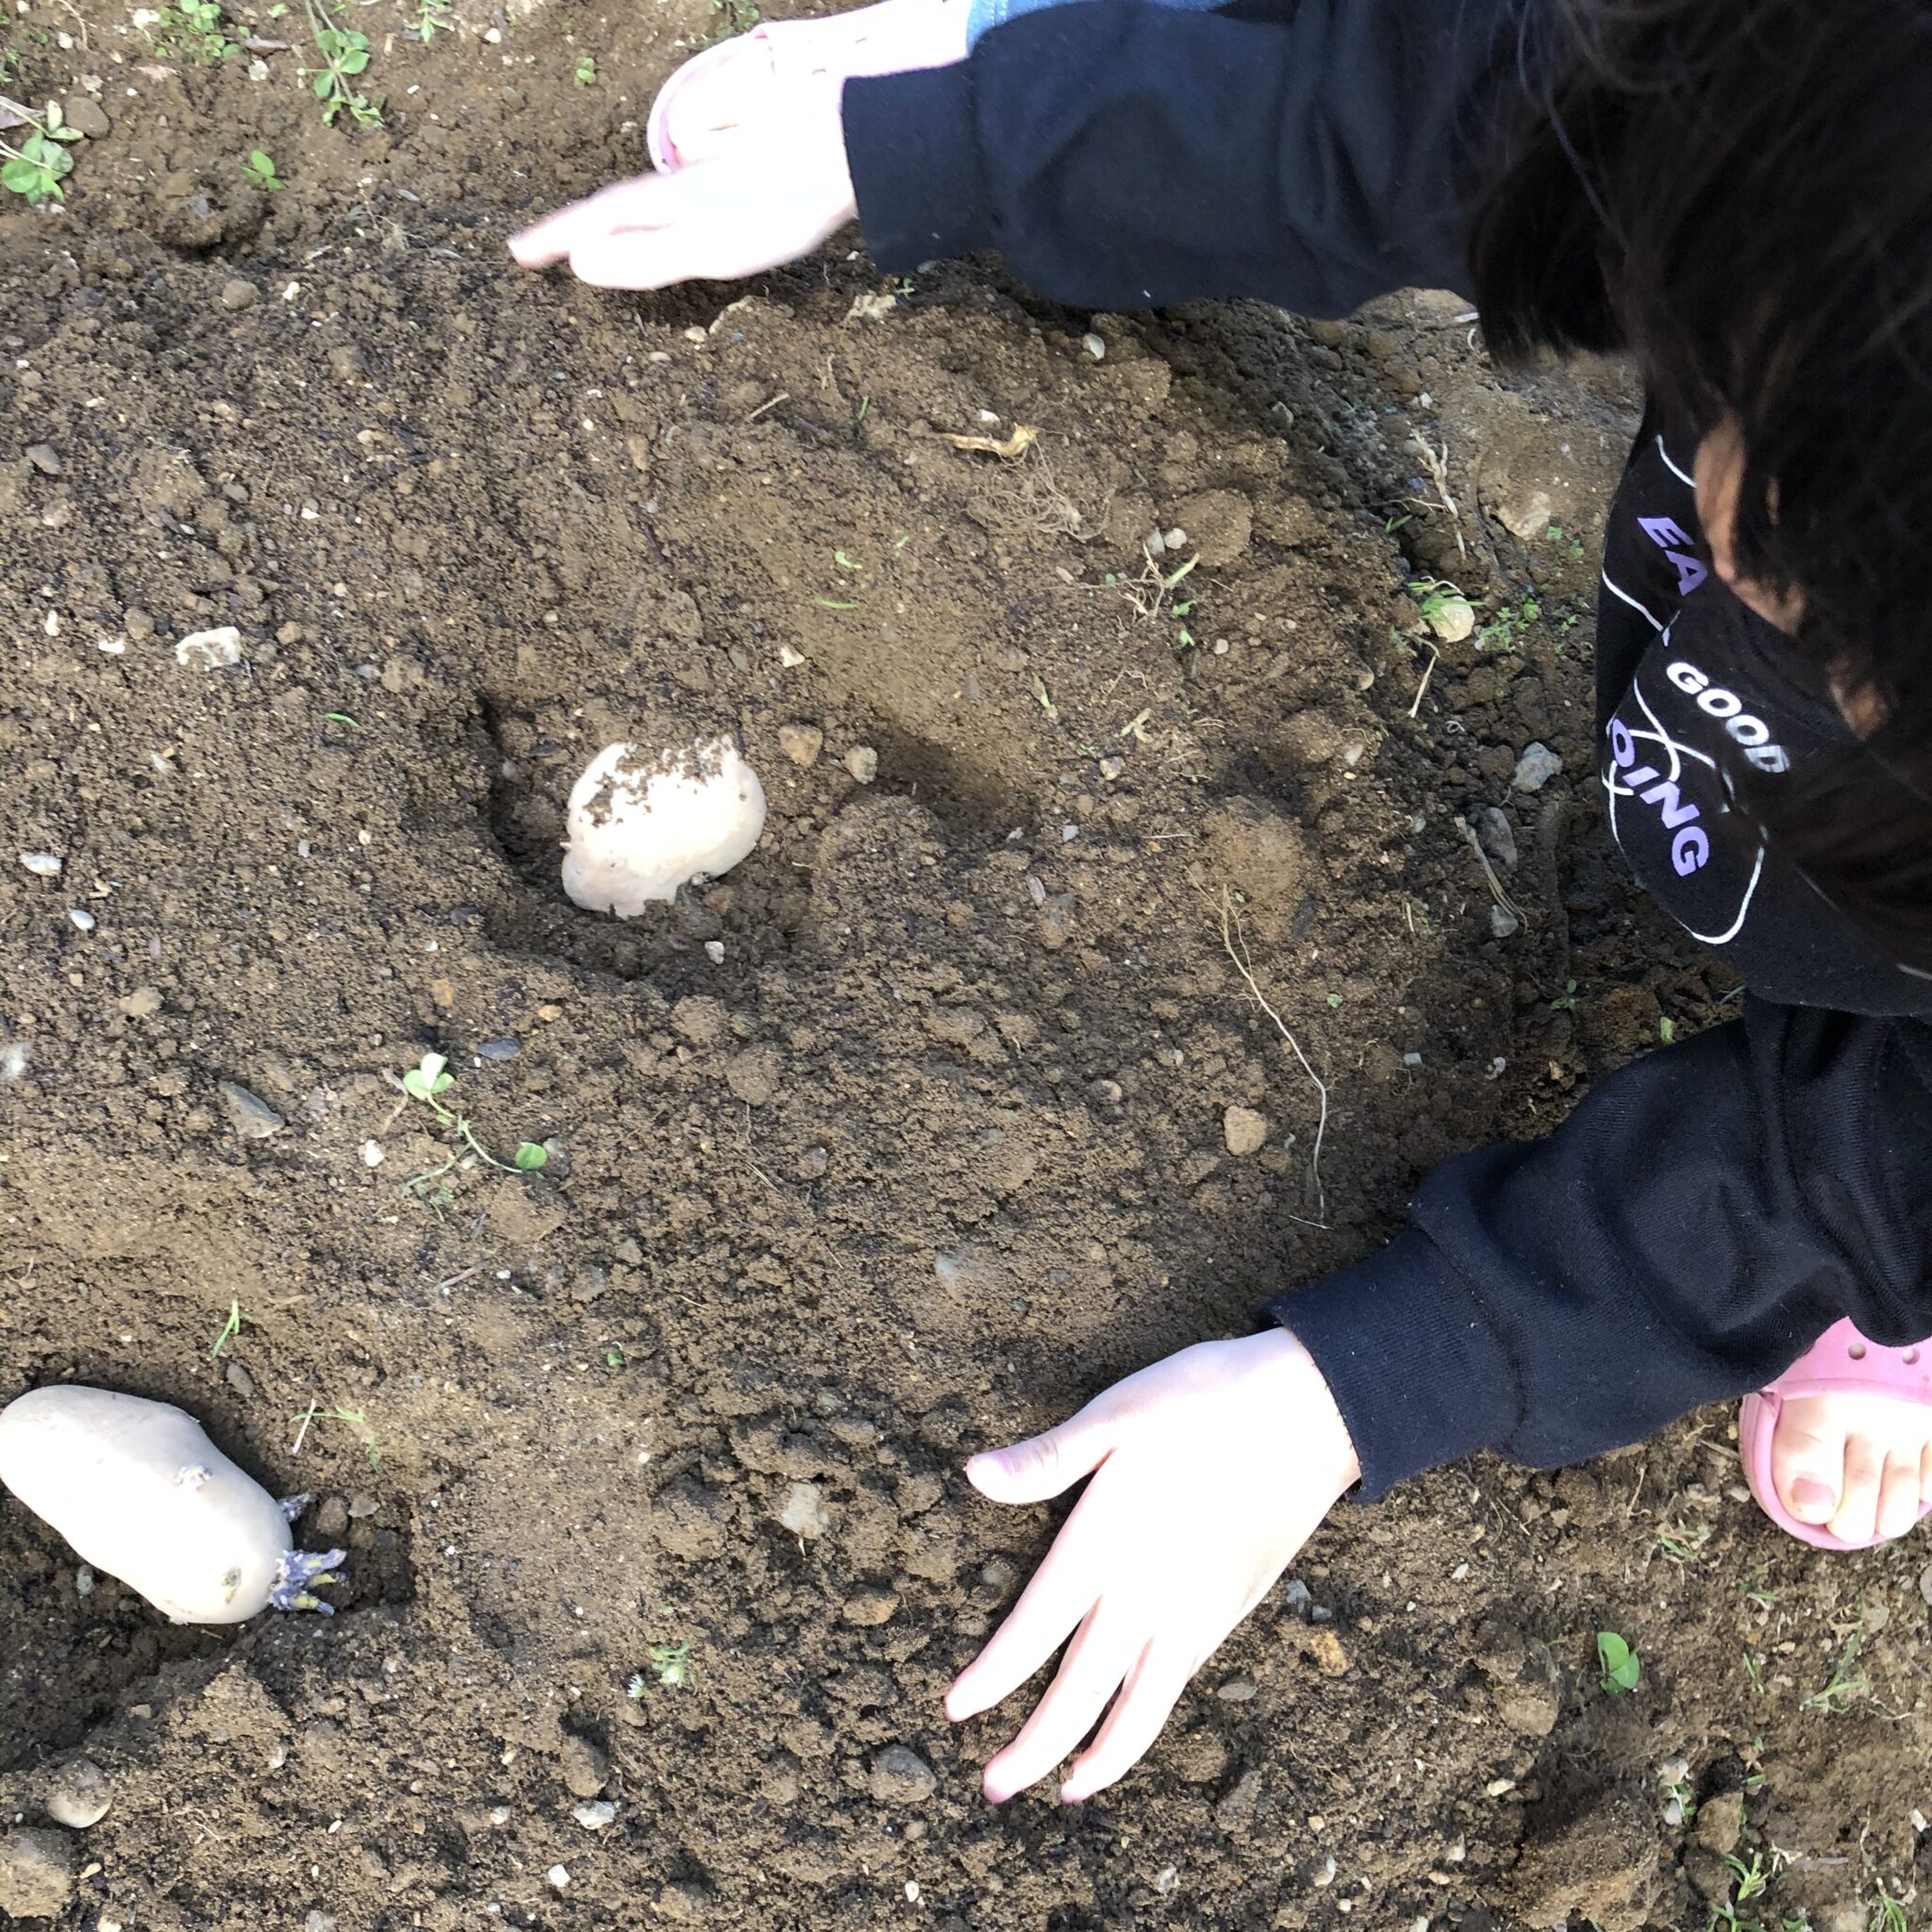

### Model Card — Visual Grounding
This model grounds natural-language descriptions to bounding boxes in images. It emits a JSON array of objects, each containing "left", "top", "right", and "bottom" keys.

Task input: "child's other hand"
[
  {"left": 507, "top": 82, "right": 855, "bottom": 290},
  {"left": 946, "top": 1327, "right": 1359, "bottom": 1804}
]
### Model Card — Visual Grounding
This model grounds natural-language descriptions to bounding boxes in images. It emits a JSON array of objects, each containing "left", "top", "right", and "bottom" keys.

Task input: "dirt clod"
[
  {"left": 0, "top": 1827, "right": 75, "bottom": 1919},
  {"left": 558, "top": 1734, "right": 609, "bottom": 1800},
  {"left": 868, "top": 1746, "right": 937, "bottom": 1805}
]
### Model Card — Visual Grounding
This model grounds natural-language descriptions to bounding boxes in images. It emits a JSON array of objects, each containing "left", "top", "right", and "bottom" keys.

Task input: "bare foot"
[
  {"left": 651, "top": 0, "right": 971, "bottom": 171},
  {"left": 1768, "top": 1390, "right": 1932, "bottom": 1544}
]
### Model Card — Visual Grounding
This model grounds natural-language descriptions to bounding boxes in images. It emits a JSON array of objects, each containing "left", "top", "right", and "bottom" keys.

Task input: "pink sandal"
[
  {"left": 646, "top": 0, "right": 968, "bottom": 175},
  {"left": 1739, "top": 1318, "right": 1932, "bottom": 1551}
]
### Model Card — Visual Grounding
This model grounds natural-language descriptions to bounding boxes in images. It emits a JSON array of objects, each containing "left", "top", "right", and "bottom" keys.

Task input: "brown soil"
[{"left": 4, "top": 7, "right": 1931, "bottom": 1930}]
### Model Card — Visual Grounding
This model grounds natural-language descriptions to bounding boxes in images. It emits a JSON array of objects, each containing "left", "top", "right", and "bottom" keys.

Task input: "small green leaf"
[
  {"left": 833, "top": 549, "right": 861, "bottom": 570},
  {"left": 1658, "top": 1016, "right": 1677, "bottom": 1044},
  {"left": 605, "top": 1346, "right": 626, "bottom": 1368},
  {"left": 313, "top": 69, "right": 334, "bottom": 96},
  {"left": 1597, "top": 1630, "right": 1641, "bottom": 1693},
  {"left": 1, "top": 158, "right": 41, "bottom": 193},
  {"left": 324, "top": 711, "right": 358, "bottom": 727},
  {"left": 513, "top": 1141, "right": 548, "bottom": 1171},
  {"left": 814, "top": 598, "right": 858, "bottom": 610}
]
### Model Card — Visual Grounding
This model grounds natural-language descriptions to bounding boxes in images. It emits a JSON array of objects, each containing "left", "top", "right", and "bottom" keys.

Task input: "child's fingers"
[
  {"left": 508, "top": 176, "right": 677, "bottom": 268},
  {"left": 945, "top": 1508, "right": 1107, "bottom": 1722},
  {"left": 977, "top": 1607, "right": 1141, "bottom": 1804},
  {"left": 1059, "top": 1639, "right": 1197, "bottom": 1802},
  {"left": 964, "top": 1411, "right": 1110, "bottom": 1506}
]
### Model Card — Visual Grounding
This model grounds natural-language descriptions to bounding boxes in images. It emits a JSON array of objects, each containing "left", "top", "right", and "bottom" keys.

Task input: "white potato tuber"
[
  {"left": 0, "top": 1386, "right": 344, "bottom": 1625},
  {"left": 561, "top": 738, "right": 766, "bottom": 917}
]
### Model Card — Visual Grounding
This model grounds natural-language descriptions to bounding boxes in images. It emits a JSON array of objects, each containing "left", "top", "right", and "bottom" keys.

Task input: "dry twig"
[{"left": 1216, "top": 888, "right": 1329, "bottom": 1219}]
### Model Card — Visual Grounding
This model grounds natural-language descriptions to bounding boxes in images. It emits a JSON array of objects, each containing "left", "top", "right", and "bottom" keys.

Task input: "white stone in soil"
[{"left": 561, "top": 739, "right": 766, "bottom": 918}]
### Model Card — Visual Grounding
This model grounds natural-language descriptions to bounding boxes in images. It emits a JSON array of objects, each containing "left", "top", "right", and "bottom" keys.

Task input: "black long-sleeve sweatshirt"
[{"left": 841, "top": 0, "right": 1932, "bottom": 1497}]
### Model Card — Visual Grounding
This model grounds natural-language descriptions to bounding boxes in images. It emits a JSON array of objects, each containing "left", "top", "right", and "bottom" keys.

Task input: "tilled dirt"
[{"left": 5, "top": 6, "right": 1932, "bottom": 1929}]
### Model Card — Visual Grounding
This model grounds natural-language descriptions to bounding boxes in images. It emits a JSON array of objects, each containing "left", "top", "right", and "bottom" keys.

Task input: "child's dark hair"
[{"left": 1469, "top": 0, "right": 1932, "bottom": 973}]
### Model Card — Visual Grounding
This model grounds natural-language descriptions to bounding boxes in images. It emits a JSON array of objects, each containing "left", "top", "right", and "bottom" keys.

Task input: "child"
[{"left": 512, "top": 0, "right": 1932, "bottom": 1807}]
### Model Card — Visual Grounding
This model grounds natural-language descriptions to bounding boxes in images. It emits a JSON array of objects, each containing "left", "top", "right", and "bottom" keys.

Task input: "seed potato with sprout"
[
  {"left": 561, "top": 738, "right": 766, "bottom": 917},
  {"left": 0, "top": 1386, "right": 346, "bottom": 1624}
]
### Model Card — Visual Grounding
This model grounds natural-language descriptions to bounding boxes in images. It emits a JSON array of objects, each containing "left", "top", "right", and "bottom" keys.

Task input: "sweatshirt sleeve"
[
  {"left": 841, "top": 0, "right": 1522, "bottom": 316},
  {"left": 1272, "top": 999, "right": 1932, "bottom": 1498}
]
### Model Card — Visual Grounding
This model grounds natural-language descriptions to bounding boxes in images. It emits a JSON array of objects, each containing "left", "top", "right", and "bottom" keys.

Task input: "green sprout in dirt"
[
  {"left": 0, "top": 46, "right": 22, "bottom": 86},
  {"left": 605, "top": 1346, "right": 626, "bottom": 1369},
  {"left": 574, "top": 52, "right": 597, "bottom": 84},
  {"left": 1, "top": 101, "right": 81, "bottom": 208},
  {"left": 210, "top": 1298, "right": 258, "bottom": 1359},
  {"left": 1660, "top": 1015, "right": 1679, "bottom": 1044},
  {"left": 396, "top": 1051, "right": 549, "bottom": 1205},
  {"left": 627, "top": 1641, "right": 693, "bottom": 1694},
  {"left": 1801, "top": 1632, "right": 1870, "bottom": 1713},
  {"left": 241, "top": 148, "right": 286, "bottom": 192},
  {"left": 305, "top": 0, "right": 383, "bottom": 129},
  {"left": 157, "top": 0, "right": 241, "bottom": 62},
  {"left": 290, "top": 1399, "right": 380, "bottom": 1468},
  {"left": 1597, "top": 1629, "right": 1641, "bottom": 1694},
  {"left": 1480, "top": 594, "right": 1543, "bottom": 651},
  {"left": 1872, "top": 1885, "right": 1909, "bottom": 1932},
  {"left": 708, "top": 0, "right": 760, "bottom": 36},
  {"left": 1548, "top": 979, "right": 1579, "bottom": 1012},
  {"left": 408, "top": 0, "right": 451, "bottom": 40}
]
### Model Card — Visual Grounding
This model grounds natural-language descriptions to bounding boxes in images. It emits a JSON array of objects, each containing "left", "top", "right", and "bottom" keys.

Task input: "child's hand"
[
  {"left": 507, "top": 81, "right": 855, "bottom": 290},
  {"left": 946, "top": 1327, "right": 1359, "bottom": 1803}
]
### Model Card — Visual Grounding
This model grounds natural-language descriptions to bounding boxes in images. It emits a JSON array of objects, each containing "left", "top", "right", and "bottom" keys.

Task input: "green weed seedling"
[
  {"left": 241, "top": 148, "right": 286, "bottom": 192},
  {"left": 708, "top": 0, "right": 759, "bottom": 36},
  {"left": 646, "top": 1641, "right": 692, "bottom": 1689},
  {"left": 1, "top": 101, "right": 81, "bottom": 207},
  {"left": 1597, "top": 1629, "right": 1641, "bottom": 1693},
  {"left": 158, "top": 0, "right": 240, "bottom": 61},
  {"left": 306, "top": 0, "right": 383, "bottom": 128},
  {"left": 210, "top": 1298, "right": 258, "bottom": 1359},
  {"left": 1549, "top": 979, "right": 1579, "bottom": 1012},
  {"left": 1873, "top": 1885, "right": 1909, "bottom": 1932},
  {"left": 409, "top": 0, "right": 451, "bottom": 39},
  {"left": 1802, "top": 1632, "right": 1869, "bottom": 1713},
  {"left": 397, "top": 1051, "right": 550, "bottom": 1205},
  {"left": 290, "top": 1399, "right": 381, "bottom": 1468},
  {"left": 574, "top": 53, "right": 597, "bottom": 84}
]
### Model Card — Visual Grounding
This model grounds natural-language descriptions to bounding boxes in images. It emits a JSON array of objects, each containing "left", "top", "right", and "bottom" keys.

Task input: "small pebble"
[
  {"left": 347, "top": 1492, "right": 379, "bottom": 1519},
  {"left": 360, "top": 1139, "right": 384, "bottom": 1167},
  {"left": 1082, "top": 332, "right": 1107, "bottom": 360},
  {"left": 573, "top": 1801, "right": 616, "bottom": 1830},
  {"left": 67, "top": 907, "right": 95, "bottom": 932},
  {"left": 779, "top": 1482, "right": 831, "bottom": 1539},
  {"left": 1474, "top": 806, "right": 1519, "bottom": 872},
  {"left": 1215, "top": 1675, "right": 1257, "bottom": 1702},
  {"left": 314, "top": 1496, "right": 350, "bottom": 1538},
  {"left": 1918, "top": 1560, "right": 1932, "bottom": 1607},
  {"left": 224, "top": 1362, "right": 255, "bottom": 1398},
  {"left": 842, "top": 745, "right": 879, "bottom": 784},
  {"left": 778, "top": 723, "right": 824, "bottom": 767},
  {"left": 868, "top": 1746, "right": 937, "bottom": 1805},
  {"left": 220, "top": 278, "right": 260, "bottom": 311},
  {"left": 1490, "top": 904, "right": 1521, "bottom": 940},
  {"left": 704, "top": 940, "right": 725, "bottom": 964},
  {"left": 476, "top": 1037, "right": 522, "bottom": 1060},
  {"left": 546, "top": 1865, "right": 570, "bottom": 1891},
  {"left": 42, "top": 1758, "right": 110, "bottom": 1830},
  {"left": 20, "top": 852, "right": 62, "bottom": 877},
  {"left": 1511, "top": 741, "right": 1564, "bottom": 793},
  {"left": 25, "top": 443, "right": 61, "bottom": 475},
  {"left": 60, "top": 95, "right": 110, "bottom": 138},
  {"left": 175, "top": 625, "right": 244, "bottom": 670},
  {"left": 218, "top": 1080, "right": 285, "bottom": 1140}
]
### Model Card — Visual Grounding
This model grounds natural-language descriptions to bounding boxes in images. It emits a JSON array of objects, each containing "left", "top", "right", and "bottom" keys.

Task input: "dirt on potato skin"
[{"left": 5, "top": 6, "right": 1932, "bottom": 1931}]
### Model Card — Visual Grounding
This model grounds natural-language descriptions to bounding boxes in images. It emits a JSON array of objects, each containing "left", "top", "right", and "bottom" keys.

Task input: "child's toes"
[
  {"left": 1876, "top": 1452, "right": 1925, "bottom": 1541},
  {"left": 1768, "top": 1401, "right": 1845, "bottom": 1524},
  {"left": 1826, "top": 1434, "right": 1886, "bottom": 1544}
]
